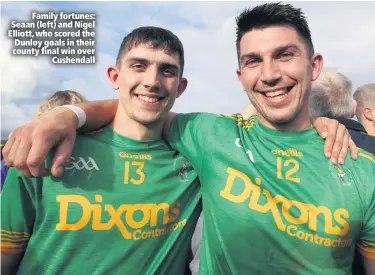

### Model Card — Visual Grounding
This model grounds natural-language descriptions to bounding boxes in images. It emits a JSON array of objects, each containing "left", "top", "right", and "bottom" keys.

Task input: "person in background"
[
  {"left": 0, "top": 90, "right": 88, "bottom": 190},
  {"left": 354, "top": 83, "right": 375, "bottom": 136},
  {"left": 1, "top": 142, "right": 8, "bottom": 190},
  {"left": 36, "top": 90, "right": 88, "bottom": 117},
  {"left": 3, "top": 3, "right": 369, "bottom": 274},
  {"left": 309, "top": 71, "right": 375, "bottom": 275},
  {"left": 309, "top": 71, "right": 375, "bottom": 155}
]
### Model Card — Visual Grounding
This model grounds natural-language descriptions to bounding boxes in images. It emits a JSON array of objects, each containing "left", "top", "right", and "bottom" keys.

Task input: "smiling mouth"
[
  {"left": 136, "top": 94, "right": 165, "bottom": 103},
  {"left": 259, "top": 86, "right": 293, "bottom": 99}
]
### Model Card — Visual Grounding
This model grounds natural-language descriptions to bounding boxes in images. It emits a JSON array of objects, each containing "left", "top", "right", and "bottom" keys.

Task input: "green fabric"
[
  {"left": 169, "top": 112, "right": 375, "bottom": 275},
  {"left": 1, "top": 126, "right": 201, "bottom": 275}
]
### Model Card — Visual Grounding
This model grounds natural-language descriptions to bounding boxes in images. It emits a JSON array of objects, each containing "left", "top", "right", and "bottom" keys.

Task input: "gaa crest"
[
  {"left": 174, "top": 156, "right": 190, "bottom": 183},
  {"left": 328, "top": 161, "right": 353, "bottom": 187}
]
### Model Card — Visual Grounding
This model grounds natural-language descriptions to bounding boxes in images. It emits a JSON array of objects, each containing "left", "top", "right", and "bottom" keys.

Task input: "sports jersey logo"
[
  {"left": 235, "top": 138, "right": 255, "bottom": 163},
  {"left": 66, "top": 157, "right": 99, "bottom": 171},
  {"left": 220, "top": 167, "right": 353, "bottom": 248},
  {"left": 337, "top": 167, "right": 345, "bottom": 177},
  {"left": 272, "top": 148, "right": 303, "bottom": 157},
  {"left": 174, "top": 156, "right": 191, "bottom": 182},
  {"left": 119, "top": 152, "right": 152, "bottom": 160},
  {"left": 56, "top": 195, "right": 186, "bottom": 240},
  {"left": 329, "top": 162, "right": 353, "bottom": 187}
]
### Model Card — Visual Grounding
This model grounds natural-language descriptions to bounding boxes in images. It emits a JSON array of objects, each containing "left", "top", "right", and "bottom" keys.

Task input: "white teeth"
[
  {"left": 264, "top": 89, "right": 288, "bottom": 97},
  {"left": 137, "top": 95, "right": 160, "bottom": 103}
]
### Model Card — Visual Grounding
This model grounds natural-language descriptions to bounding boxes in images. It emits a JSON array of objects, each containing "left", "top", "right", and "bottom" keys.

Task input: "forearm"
[{"left": 76, "top": 99, "right": 119, "bottom": 133}]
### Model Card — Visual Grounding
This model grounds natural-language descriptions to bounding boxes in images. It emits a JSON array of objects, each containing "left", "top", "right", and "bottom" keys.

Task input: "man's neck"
[
  {"left": 363, "top": 121, "right": 375, "bottom": 136},
  {"left": 111, "top": 106, "right": 163, "bottom": 141},
  {"left": 257, "top": 112, "right": 311, "bottom": 132}
]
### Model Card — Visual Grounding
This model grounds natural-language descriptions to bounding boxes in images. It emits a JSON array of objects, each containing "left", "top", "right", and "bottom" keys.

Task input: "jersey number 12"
[{"left": 276, "top": 157, "right": 300, "bottom": 183}]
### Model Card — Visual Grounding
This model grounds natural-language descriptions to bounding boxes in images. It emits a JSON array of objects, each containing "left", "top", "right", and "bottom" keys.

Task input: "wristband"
[{"left": 55, "top": 105, "right": 87, "bottom": 129}]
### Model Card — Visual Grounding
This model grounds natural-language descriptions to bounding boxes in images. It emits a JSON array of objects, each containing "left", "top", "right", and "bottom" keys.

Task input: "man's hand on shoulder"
[
  {"left": 311, "top": 117, "right": 358, "bottom": 164},
  {"left": 3, "top": 107, "right": 78, "bottom": 178}
]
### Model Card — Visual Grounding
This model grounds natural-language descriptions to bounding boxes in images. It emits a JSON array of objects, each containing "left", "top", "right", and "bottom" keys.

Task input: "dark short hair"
[
  {"left": 235, "top": 2, "right": 314, "bottom": 67},
  {"left": 116, "top": 26, "right": 185, "bottom": 77}
]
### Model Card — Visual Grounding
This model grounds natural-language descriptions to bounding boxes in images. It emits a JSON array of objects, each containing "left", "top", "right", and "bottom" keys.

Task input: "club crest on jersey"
[
  {"left": 174, "top": 156, "right": 191, "bottom": 182},
  {"left": 328, "top": 162, "right": 353, "bottom": 187}
]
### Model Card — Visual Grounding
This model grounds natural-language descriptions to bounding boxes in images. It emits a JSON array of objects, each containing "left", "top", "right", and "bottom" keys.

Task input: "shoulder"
[
  {"left": 171, "top": 112, "right": 256, "bottom": 127},
  {"left": 357, "top": 149, "right": 375, "bottom": 167},
  {"left": 355, "top": 134, "right": 375, "bottom": 155},
  {"left": 71, "top": 129, "right": 111, "bottom": 150},
  {"left": 76, "top": 129, "right": 105, "bottom": 141},
  {"left": 218, "top": 114, "right": 258, "bottom": 129},
  {"left": 344, "top": 149, "right": 375, "bottom": 184},
  {"left": 169, "top": 112, "right": 221, "bottom": 138},
  {"left": 172, "top": 112, "right": 220, "bottom": 125}
]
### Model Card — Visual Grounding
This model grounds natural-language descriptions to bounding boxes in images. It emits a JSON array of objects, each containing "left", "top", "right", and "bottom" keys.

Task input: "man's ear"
[
  {"left": 352, "top": 99, "right": 357, "bottom": 118},
  {"left": 311, "top": 53, "right": 324, "bottom": 81},
  {"left": 176, "top": 77, "right": 188, "bottom": 98},
  {"left": 107, "top": 65, "right": 120, "bottom": 90},
  {"left": 363, "top": 107, "right": 375, "bottom": 121},
  {"left": 236, "top": 68, "right": 247, "bottom": 92},
  {"left": 236, "top": 67, "right": 242, "bottom": 82}
]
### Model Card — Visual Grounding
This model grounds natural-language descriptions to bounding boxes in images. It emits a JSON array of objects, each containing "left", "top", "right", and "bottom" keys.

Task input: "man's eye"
[
  {"left": 245, "top": 59, "right": 260, "bottom": 67},
  {"left": 278, "top": 52, "right": 293, "bottom": 60},
  {"left": 162, "top": 69, "right": 176, "bottom": 76},
  {"left": 132, "top": 63, "right": 145, "bottom": 69}
]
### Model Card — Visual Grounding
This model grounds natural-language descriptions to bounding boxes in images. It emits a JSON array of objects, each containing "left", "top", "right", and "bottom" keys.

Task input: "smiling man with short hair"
[
  {"left": 1, "top": 26, "right": 201, "bottom": 275},
  {"left": 2, "top": 3, "right": 369, "bottom": 275}
]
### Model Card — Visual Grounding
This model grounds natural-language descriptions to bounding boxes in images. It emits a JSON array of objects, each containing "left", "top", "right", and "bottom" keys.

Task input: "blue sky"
[{"left": 1, "top": 1, "right": 375, "bottom": 139}]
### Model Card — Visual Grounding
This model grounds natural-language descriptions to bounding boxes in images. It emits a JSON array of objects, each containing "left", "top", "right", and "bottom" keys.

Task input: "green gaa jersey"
[
  {"left": 1, "top": 126, "right": 201, "bottom": 275},
  {"left": 169, "top": 113, "right": 375, "bottom": 275}
]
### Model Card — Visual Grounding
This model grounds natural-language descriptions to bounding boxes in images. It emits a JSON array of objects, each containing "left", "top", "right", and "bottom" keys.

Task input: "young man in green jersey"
[
  {"left": 173, "top": 4, "right": 375, "bottom": 273},
  {"left": 1, "top": 27, "right": 203, "bottom": 275},
  {"left": 2, "top": 3, "right": 366, "bottom": 275}
]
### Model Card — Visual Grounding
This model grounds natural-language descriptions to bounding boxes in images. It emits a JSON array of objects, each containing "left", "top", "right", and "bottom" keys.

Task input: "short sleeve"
[
  {"left": 168, "top": 112, "right": 218, "bottom": 172},
  {"left": 357, "top": 152, "right": 375, "bottom": 260},
  {"left": 1, "top": 167, "right": 37, "bottom": 256}
]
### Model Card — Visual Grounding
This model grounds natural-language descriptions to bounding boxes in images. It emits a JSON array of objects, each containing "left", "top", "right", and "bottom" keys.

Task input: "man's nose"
[
  {"left": 142, "top": 67, "right": 162, "bottom": 90},
  {"left": 260, "top": 60, "right": 282, "bottom": 86}
]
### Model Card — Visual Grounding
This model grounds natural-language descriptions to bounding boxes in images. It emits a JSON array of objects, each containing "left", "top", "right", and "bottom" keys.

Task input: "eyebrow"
[
  {"left": 126, "top": 57, "right": 149, "bottom": 65},
  {"left": 272, "top": 44, "right": 300, "bottom": 57},
  {"left": 240, "top": 43, "right": 301, "bottom": 64},
  {"left": 126, "top": 57, "right": 180, "bottom": 71}
]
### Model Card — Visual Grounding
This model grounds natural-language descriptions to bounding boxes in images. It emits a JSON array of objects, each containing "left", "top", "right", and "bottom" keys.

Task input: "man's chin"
[
  {"left": 261, "top": 113, "right": 297, "bottom": 126},
  {"left": 134, "top": 114, "right": 163, "bottom": 126}
]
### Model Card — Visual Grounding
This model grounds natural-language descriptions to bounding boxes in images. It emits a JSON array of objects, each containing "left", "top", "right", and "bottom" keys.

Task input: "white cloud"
[
  {"left": 298, "top": 2, "right": 375, "bottom": 88},
  {"left": 1, "top": 1, "right": 49, "bottom": 19},
  {"left": 170, "top": 14, "right": 248, "bottom": 114},
  {"left": 1, "top": 29, "right": 55, "bottom": 101},
  {"left": 1, "top": 16, "right": 56, "bottom": 137},
  {"left": 1, "top": 1, "right": 375, "bottom": 138},
  {"left": 59, "top": 52, "right": 118, "bottom": 100},
  {"left": 1, "top": 102, "right": 39, "bottom": 136}
]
